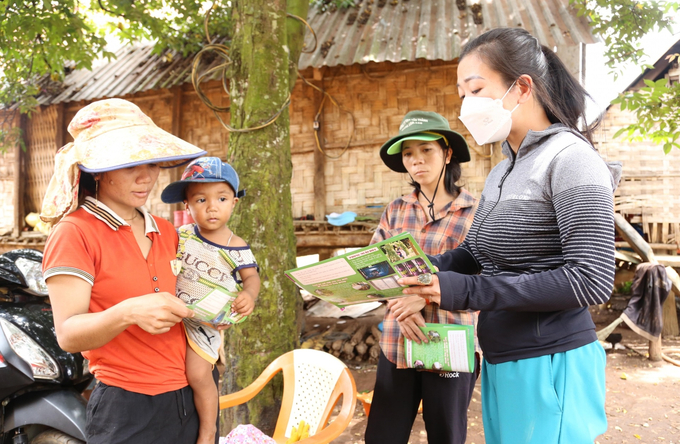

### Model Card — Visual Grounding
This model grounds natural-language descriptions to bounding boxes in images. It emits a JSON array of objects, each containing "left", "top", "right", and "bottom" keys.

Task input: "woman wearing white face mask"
[{"left": 395, "top": 28, "right": 622, "bottom": 443}]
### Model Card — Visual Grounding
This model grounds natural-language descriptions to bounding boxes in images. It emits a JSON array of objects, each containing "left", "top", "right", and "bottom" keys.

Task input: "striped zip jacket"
[{"left": 431, "top": 124, "right": 622, "bottom": 364}]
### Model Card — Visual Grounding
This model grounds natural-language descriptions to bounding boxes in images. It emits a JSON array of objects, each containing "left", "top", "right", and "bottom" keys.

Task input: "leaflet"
[
  {"left": 285, "top": 232, "right": 435, "bottom": 307},
  {"left": 186, "top": 287, "right": 247, "bottom": 326},
  {"left": 404, "top": 323, "right": 475, "bottom": 373}
]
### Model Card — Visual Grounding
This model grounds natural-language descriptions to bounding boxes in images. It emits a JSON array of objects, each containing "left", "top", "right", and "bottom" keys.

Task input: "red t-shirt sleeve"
[{"left": 42, "top": 219, "right": 97, "bottom": 286}]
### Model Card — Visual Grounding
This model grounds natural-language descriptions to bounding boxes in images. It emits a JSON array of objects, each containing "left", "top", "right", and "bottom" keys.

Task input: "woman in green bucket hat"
[{"left": 365, "top": 110, "right": 479, "bottom": 444}]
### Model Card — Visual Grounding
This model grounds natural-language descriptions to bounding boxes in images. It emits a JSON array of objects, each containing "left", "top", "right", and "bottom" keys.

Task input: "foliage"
[
  {"left": 615, "top": 280, "right": 633, "bottom": 295},
  {"left": 570, "top": 0, "right": 680, "bottom": 153},
  {"left": 0, "top": 0, "right": 113, "bottom": 152},
  {"left": 0, "top": 0, "right": 232, "bottom": 153},
  {"left": 570, "top": 0, "right": 678, "bottom": 78},
  {"left": 95, "top": 0, "right": 233, "bottom": 56},
  {"left": 611, "top": 78, "right": 680, "bottom": 154}
]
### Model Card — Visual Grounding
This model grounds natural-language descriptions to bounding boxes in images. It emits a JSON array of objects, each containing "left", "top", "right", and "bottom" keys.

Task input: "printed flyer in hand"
[
  {"left": 186, "top": 287, "right": 247, "bottom": 326},
  {"left": 284, "top": 232, "right": 435, "bottom": 307},
  {"left": 404, "top": 323, "right": 475, "bottom": 373}
]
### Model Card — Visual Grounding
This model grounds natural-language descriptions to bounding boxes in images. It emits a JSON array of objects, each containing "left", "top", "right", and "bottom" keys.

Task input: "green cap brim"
[{"left": 386, "top": 133, "right": 443, "bottom": 154}]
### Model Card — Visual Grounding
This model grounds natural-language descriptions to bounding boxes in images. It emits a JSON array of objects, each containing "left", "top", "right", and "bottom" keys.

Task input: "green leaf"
[{"left": 613, "top": 127, "right": 628, "bottom": 139}]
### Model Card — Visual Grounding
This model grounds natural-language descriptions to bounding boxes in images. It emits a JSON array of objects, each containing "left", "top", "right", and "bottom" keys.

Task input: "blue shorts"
[{"left": 481, "top": 341, "right": 607, "bottom": 444}]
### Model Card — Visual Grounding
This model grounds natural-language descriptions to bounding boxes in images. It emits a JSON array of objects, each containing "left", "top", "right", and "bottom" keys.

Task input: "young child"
[{"left": 161, "top": 157, "right": 261, "bottom": 444}]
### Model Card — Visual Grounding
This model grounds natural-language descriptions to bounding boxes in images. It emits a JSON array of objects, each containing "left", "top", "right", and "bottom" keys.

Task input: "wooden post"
[
  {"left": 54, "top": 102, "right": 66, "bottom": 149},
  {"left": 170, "top": 86, "right": 183, "bottom": 213},
  {"left": 613, "top": 213, "right": 672, "bottom": 360},
  {"left": 12, "top": 114, "right": 27, "bottom": 238},
  {"left": 312, "top": 68, "right": 326, "bottom": 222},
  {"left": 662, "top": 291, "right": 679, "bottom": 337},
  {"left": 662, "top": 266, "right": 680, "bottom": 337},
  {"left": 555, "top": 44, "right": 582, "bottom": 85}
]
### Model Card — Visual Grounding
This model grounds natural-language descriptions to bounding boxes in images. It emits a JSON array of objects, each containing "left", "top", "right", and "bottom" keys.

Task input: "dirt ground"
[{"left": 308, "top": 305, "right": 680, "bottom": 444}]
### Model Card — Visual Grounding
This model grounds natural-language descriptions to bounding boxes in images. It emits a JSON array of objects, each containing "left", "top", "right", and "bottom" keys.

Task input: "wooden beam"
[
  {"left": 614, "top": 213, "right": 656, "bottom": 263},
  {"left": 615, "top": 241, "right": 678, "bottom": 251},
  {"left": 296, "top": 233, "right": 372, "bottom": 248}
]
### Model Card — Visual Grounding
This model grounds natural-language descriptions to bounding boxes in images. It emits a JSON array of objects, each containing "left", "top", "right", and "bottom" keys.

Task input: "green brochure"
[
  {"left": 404, "top": 323, "right": 475, "bottom": 373},
  {"left": 284, "top": 232, "right": 436, "bottom": 307},
  {"left": 186, "top": 287, "right": 247, "bottom": 326}
]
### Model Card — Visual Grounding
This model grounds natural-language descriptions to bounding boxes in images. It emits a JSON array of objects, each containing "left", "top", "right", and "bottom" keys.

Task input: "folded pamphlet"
[
  {"left": 285, "top": 232, "right": 436, "bottom": 307},
  {"left": 186, "top": 287, "right": 247, "bottom": 327},
  {"left": 404, "top": 323, "right": 475, "bottom": 373}
]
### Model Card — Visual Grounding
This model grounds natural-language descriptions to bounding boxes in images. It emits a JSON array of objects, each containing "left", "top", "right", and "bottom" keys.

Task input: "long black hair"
[
  {"left": 407, "top": 138, "right": 462, "bottom": 197},
  {"left": 460, "top": 28, "right": 599, "bottom": 142}
]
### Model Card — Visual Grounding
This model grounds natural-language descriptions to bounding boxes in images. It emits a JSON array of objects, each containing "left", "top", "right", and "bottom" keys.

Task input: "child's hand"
[{"left": 232, "top": 291, "right": 255, "bottom": 316}]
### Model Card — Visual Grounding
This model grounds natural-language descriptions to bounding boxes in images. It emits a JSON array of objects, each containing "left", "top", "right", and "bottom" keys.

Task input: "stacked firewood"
[{"left": 325, "top": 322, "right": 382, "bottom": 364}]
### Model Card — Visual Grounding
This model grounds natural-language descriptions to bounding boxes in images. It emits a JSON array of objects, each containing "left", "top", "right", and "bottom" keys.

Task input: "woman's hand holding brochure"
[
  {"left": 397, "top": 274, "right": 442, "bottom": 309},
  {"left": 397, "top": 312, "right": 429, "bottom": 344}
]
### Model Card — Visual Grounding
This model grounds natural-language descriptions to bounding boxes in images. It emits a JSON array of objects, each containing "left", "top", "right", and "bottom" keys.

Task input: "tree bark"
[{"left": 221, "top": 0, "right": 309, "bottom": 434}]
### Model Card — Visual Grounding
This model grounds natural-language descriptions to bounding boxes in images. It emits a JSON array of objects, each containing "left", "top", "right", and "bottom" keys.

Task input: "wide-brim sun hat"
[
  {"left": 69, "top": 98, "right": 207, "bottom": 173},
  {"left": 379, "top": 110, "right": 470, "bottom": 173},
  {"left": 40, "top": 98, "right": 207, "bottom": 227},
  {"left": 161, "top": 157, "right": 245, "bottom": 204}
]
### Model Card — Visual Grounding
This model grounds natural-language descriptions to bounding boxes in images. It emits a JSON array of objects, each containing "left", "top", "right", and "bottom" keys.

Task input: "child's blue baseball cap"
[{"left": 161, "top": 157, "right": 245, "bottom": 204}]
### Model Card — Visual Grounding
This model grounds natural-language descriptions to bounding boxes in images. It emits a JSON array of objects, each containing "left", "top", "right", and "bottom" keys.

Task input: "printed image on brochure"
[
  {"left": 187, "top": 287, "right": 247, "bottom": 326},
  {"left": 284, "top": 233, "right": 435, "bottom": 307}
]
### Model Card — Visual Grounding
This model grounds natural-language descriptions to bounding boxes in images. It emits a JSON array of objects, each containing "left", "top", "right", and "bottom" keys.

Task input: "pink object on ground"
[{"left": 220, "top": 425, "right": 276, "bottom": 444}]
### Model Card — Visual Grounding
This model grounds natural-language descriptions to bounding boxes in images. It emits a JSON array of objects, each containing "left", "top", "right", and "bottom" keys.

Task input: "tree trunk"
[{"left": 221, "top": 0, "right": 308, "bottom": 435}]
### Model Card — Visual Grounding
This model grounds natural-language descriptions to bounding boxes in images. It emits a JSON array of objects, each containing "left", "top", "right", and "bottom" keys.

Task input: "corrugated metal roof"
[
  {"left": 298, "top": 0, "right": 596, "bottom": 69},
  {"left": 36, "top": 43, "right": 218, "bottom": 106},
  {"left": 36, "top": 0, "right": 595, "bottom": 106}
]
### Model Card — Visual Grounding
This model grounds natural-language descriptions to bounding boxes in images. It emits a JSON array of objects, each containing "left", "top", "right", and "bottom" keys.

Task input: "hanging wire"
[
  {"left": 296, "top": 67, "right": 356, "bottom": 159},
  {"left": 287, "top": 13, "right": 318, "bottom": 53},
  {"left": 204, "top": 1, "right": 218, "bottom": 44},
  {"left": 192, "top": 5, "right": 353, "bottom": 151}
]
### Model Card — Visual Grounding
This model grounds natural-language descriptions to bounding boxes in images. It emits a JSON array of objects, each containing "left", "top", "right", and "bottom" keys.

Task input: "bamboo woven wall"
[
  {"left": 24, "top": 106, "right": 60, "bottom": 214},
  {"left": 289, "top": 60, "right": 493, "bottom": 218},
  {"left": 594, "top": 104, "right": 680, "bottom": 246}
]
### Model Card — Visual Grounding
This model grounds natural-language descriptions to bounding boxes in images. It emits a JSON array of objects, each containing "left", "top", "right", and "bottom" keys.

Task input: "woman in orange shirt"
[{"left": 41, "top": 98, "right": 207, "bottom": 444}]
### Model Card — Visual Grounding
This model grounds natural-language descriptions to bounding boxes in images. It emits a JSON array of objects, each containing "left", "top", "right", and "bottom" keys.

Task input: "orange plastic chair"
[{"left": 219, "top": 349, "right": 357, "bottom": 444}]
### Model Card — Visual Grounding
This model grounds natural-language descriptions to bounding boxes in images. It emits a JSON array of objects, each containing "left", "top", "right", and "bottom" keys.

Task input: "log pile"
[{"left": 323, "top": 322, "right": 382, "bottom": 364}]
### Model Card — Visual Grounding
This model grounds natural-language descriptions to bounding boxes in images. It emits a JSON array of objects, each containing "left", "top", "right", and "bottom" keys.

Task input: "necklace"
[{"left": 123, "top": 211, "right": 139, "bottom": 222}]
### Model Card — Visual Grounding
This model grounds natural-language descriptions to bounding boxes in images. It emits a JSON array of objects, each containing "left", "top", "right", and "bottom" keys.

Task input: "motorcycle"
[{"left": 0, "top": 249, "right": 92, "bottom": 444}]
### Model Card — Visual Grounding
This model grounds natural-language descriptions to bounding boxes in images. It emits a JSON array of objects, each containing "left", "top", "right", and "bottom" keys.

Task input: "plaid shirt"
[{"left": 372, "top": 188, "right": 479, "bottom": 368}]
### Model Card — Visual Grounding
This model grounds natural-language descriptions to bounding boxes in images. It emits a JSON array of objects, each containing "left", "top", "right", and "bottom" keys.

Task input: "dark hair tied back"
[{"left": 460, "top": 28, "right": 599, "bottom": 142}]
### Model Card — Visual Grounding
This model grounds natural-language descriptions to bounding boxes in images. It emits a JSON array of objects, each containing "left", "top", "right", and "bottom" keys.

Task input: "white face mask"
[{"left": 458, "top": 81, "right": 519, "bottom": 146}]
